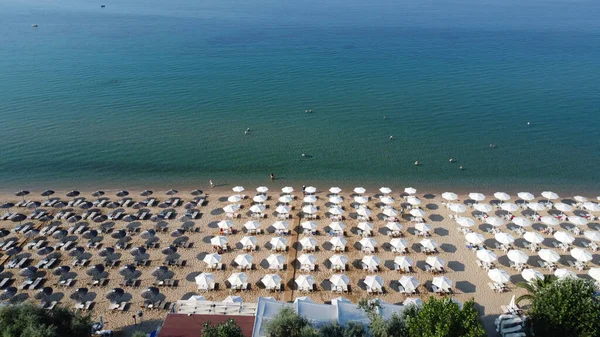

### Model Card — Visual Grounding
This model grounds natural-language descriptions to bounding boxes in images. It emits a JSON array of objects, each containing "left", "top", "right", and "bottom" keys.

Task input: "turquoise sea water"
[{"left": 1, "top": 0, "right": 599, "bottom": 192}]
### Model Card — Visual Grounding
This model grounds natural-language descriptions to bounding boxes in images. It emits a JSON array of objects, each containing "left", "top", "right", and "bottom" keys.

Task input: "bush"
[
  {"left": 0, "top": 303, "right": 91, "bottom": 337},
  {"left": 264, "top": 307, "right": 318, "bottom": 337},
  {"left": 524, "top": 277, "right": 600, "bottom": 337},
  {"left": 405, "top": 297, "right": 485, "bottom": 337},
  {"left": 202, "top": 318, "right": 244, "bottom": 337}
]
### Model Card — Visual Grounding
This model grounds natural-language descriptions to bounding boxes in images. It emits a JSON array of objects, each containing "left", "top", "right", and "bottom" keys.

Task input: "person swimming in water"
[{"left": 270, "top": 173, "right": 275, "bottom": 181}]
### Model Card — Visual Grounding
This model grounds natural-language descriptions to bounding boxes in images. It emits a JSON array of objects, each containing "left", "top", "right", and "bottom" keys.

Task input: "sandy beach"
[{"left": 1, "top": 186, "right": 598, "bottom": 336}]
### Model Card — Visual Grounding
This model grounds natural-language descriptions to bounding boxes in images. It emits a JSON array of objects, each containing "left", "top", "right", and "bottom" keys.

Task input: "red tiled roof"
[{"left": 158, "top": 314, "right": 255, "bottom": 337}]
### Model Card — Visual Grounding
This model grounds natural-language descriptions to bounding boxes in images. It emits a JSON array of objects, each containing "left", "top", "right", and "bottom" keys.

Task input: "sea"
[{"left": 1, "top": 0, "right": 599, "bottom": 194}]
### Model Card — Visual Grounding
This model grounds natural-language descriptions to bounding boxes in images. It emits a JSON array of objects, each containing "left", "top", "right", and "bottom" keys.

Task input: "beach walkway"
[{"left": 283, "top": 214, "right": 301, "bottom": 302}]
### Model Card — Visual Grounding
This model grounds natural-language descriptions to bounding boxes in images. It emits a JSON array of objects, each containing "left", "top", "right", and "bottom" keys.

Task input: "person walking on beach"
[
  {"left": 302, "top": 185, "right": 306, "bottom": 196},
  {"left": 209, "top": 179, "right": 214, "bottom": 188},
  {"left": 270, "top": 173, "right": 275, "bottom": 181}
]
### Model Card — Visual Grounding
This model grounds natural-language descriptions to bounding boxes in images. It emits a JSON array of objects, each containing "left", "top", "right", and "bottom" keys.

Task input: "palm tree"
[{"left": 515, "top": 276, "right": 555, "bottom": 304}]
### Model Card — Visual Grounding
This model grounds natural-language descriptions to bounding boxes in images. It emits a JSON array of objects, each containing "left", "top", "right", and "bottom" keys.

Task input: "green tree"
[
  {"left": 515, "top": 275, "right": 555, "bottom": 305},
  {"left": 343, "top": 322, "right": 367, "bottom": 337},
  {"left": 202, "top": 318, "right": 244, "bottom": 337},
  {"left": 0, "top": 303, "right": 91, "bottom": 337},
  {"left": 320, "top": 322, "right": 345, "bottom": 337},
  {"left": 405, "top": 297, "right": 485, "bottom": 337},
  {"left": 524, "top": 277, "right": 600, "bottom": 337},
  {"left": 264, "top": 307, "right": 318, "bottom": 337},
  {"left": 357, "top": 298, "right": 409, "bottom": 337}
]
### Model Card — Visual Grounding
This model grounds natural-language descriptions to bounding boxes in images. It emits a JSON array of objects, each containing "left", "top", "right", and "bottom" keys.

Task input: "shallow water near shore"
[{"left": 1, "top": 0, "right": 599, "bottom": 192}]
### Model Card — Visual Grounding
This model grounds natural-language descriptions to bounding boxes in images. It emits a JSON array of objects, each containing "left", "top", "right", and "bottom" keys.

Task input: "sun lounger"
[{"left": 0, "top": 278, "right": 11, "bottom": 289}]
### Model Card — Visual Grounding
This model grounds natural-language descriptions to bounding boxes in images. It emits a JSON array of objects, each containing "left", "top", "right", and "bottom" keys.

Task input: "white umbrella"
[
  {"left": 281, "top": 186, "right": 294, "bottom": 194},
  {"left": 448, "top": 203, "right": 467, "bottom": 213},
  {"left": 227, "top": 195, "right": 242, "bottom": 203},
  {"left": 570, "top": 248, "right": 592, "bottom": 262},
  {"left": 568, "top": 216, "right": 588, "bottom": 226},
  {"left": 358, "top": 222, "right": 374, "bottom": 232},
  {"left": 394, "top": 256, "right": 412, "bottom": 268},
  {"left": 403, "top": 298, "right": 423, "bottom": 306},
  {"left": 190, "top": 295, "right": 206, "bottom": 301},
  {"left": 399, "top": 276, "right": 419, "bottom": 292},
  {"left": 469, "top": 193, "right": 486, "bottom": 202},
  {"left": 329, "top": 237, "right": 347, "bottom": 248},
  {"left": 239, "top": 236, "right": 257, "bottom": 247},
  {"left": 329, "top": 255, "right": 348, "bottom": 267},
  {"left": 203, "top": 253, "right": 222, "bottom": 265},
  {"left": 583, "top": 202, "right": 600, "bottom": 212},
  {"left": 269, "top": 237, "right": 287, "bottom": 250},
  {"left": 217, "top": 220, "right": 233, "bottom": 230},
  {"left": 409, "top": 208, "right": 426, "bottom": 218},
  {"left": 588, "top": 268, "right": 600, "bottom": 281},
  {"left": 356, "top": 207, "right": 372, "bottom": 217},
  {"left": 228, "top": 272, "right": 248, "bottom": 287},
  {"left": 420, "top": 239, "right": 438, "bottom": 250},
  {"left": 279, "top": 195, "right": 293, "bottom": 204},
  {"left": 244, "top": 220, "right": 261, "bottom": 230},
  {"left": 538, "top": 249, "right": 560, "bottom": 263},
  {"left": 256, "top": 186, "right": 269, "bottom": 193},
  {"left": 272, "top": 221, "right": 290, "bottom": 231},
  {"left": 495, "top": 232, "right": 515, "bottom": 245},
  {"left": 379, "top": 187, "right": 392, "bottom": 194},
  {"left": 507, "top": 250, "right": 529, "bottom": 264},
  {"left": 305, "top": 186, "right": 317, "bottom": 194},
  {"left": 210, "top": 236, "right": 228, "bottom": 247},
  {"left": 362, "top": 256, "right": 381, "bottom": 268},
  {"left": 266, "top": 254, "right": 285, "bottom": 269},
  {"left": 329, "top": 187, "right": 342, "bottom": 194},
  {"left": 364, "top": 275, "right": 384, "bottom": 289},
  {"left": 359, "top": 238, "right": 377, "bottom": 250},
  {"left": 302, "top": 205, "right": 317, "bottom": 214},
  {"left": 442, "top": 192, "right": 458, "bottom": 201},
  {"left": 328, "top": 206, "right": 344, "bottom": 215},
  {"left": 303, "top": 195, "right": 317, "bottom": 204},
  {"left": 299, "top": 237, "right": 317, "bottom": 250},
  {"left": 554, "top": 203, "right": 573, "bottom": 213},
  {"left": 383, "top": 208, "right": 399, "bottom": 217},
  {"left": 404, "top": 187, "right": 417, "bottom": 195},
  {"left": 301, "top": 221, "right": 317, "bottom": 231},
  {"left": 584, "top": 231, "right": 600, "bottom": 242},
  {"left": 354, "top": 196, "right": 369, "bottom": 204},
  {"left": 542, "top": 191, "right": 559, "bottom": 201},
  {"left": 476, "top": 249, "right": 497, "bottom": 263},
  {"left": 276, "top": 205, "right": 290, "bottom": 214},
  {"left": 541, "top": 216, "right": 559, "bottom": 226},
  {"left": 500, "top": 203, "right": 519, "bottom": 212},
  {"left": 523, "top": 232, "right": 544, "bottom": 244},
  {"left": 474, "top": 204, "right": 492, "bottom": 213},
  {"left": 554, "top": 268, "right": 576, "bottom": 279},
  {"left": 386, "top": 222, "right": 403, "bottom": 231},
  {"left": 390, "top": 238, "right": 408, "bottom": 250},
  {"left": 517, "top": 192, "right": 535, "bottom": 201},
  {"left": 330, "top": 274, "right": 350, "bottom": 287},
  {"left": 380, "top": 196, "right": 395, "bottom": 205},
  {"left": 353, "top": 187, "right": 366, "bottom": 195},
  {"left": 456, "top": 217, "right": 475, "bottom": 227},
  {"left": 494, "top": 192, "right": 511, "bottom": 201},
  {"left": 512, "top": 217, "right": 532, "bottom": 227},
  {"left": 407, "top": 196, "right": 421, "bottom": 206},
  {"left": 223, "top": 204, "right": 240, "bottom": 213},
  {"left": 465, "top": 232, "right": 485, "bottom": 244},
  {"left": 521, "top": 269, "right": 544, "bottom": 282},
  {"left": 528, "top": 203, "right": 546, "bottom": 213},
  {"left": 554, "top": 231, "right": 575, "bottom": 244},
  {"left": 295, "top": 275, "right": 315, "bottom": 289},
  {"left": 426, "top": 256, "right": 444, "bottom": 269},
  {"left": 262, "top": 274, "right": 282, "bottom": 288},
  {"left": 432, "top": 276, "right": 452, "bottom": 291},
  {"left": 195, "top": 273, "right": 215, "bottom": 287},
  {"left": 232, "top": 186, "right": 245, "bottom": 193},
  {"left": 249, "top": 204, "right": 266, "bottom": 213},
  {"left": 574, "top": 196, "right": 588, "bottom": 203},
  {"left": 486, "top": 216, "right": 505, "bottom": 227},
  {"left": 234, "top": 254, "right": 253, "bottom": 268},
  {"left": 415, "top": 223, "right": 432, "bottom": 233},
  {"left": 329, "top": 222, "right": 346, "bottom": 232},
  {"left": 298, "top": 254, "right": 316, "bottom": 266},
  {"left": 488, "top": 269, "right": 510, "bottom": 284},
  {"left": 329, "top": 196, "right": 343, "bottom": 204}
]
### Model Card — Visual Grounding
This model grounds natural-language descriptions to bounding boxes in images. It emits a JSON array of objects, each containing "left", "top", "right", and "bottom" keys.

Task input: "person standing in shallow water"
[
  {"left": 209, "top": 179, "right": 214, "bottom": 188},
  {"left": 270, "top": 173, "right": 275, "bottom": 181}
]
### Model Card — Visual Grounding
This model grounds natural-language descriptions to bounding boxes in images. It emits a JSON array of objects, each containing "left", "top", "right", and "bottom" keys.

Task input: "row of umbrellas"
[{"left": 232, "top": 186, "right": 418, "bottom": 196}]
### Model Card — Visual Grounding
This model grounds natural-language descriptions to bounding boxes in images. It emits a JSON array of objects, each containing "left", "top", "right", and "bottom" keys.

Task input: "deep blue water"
[{"left": 1, "top": 0, "right": 599, "bottom": 192}]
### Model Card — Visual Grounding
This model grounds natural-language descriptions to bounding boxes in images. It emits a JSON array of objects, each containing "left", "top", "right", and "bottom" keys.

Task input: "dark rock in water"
[{"left": 101, "top": 5, "right": 106, "bottom": 8}]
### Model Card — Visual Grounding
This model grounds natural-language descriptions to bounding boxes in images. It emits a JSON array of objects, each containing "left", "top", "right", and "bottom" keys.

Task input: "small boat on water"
[{"left": 32, "top": 24, "right": 38, "bottom": 27}]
